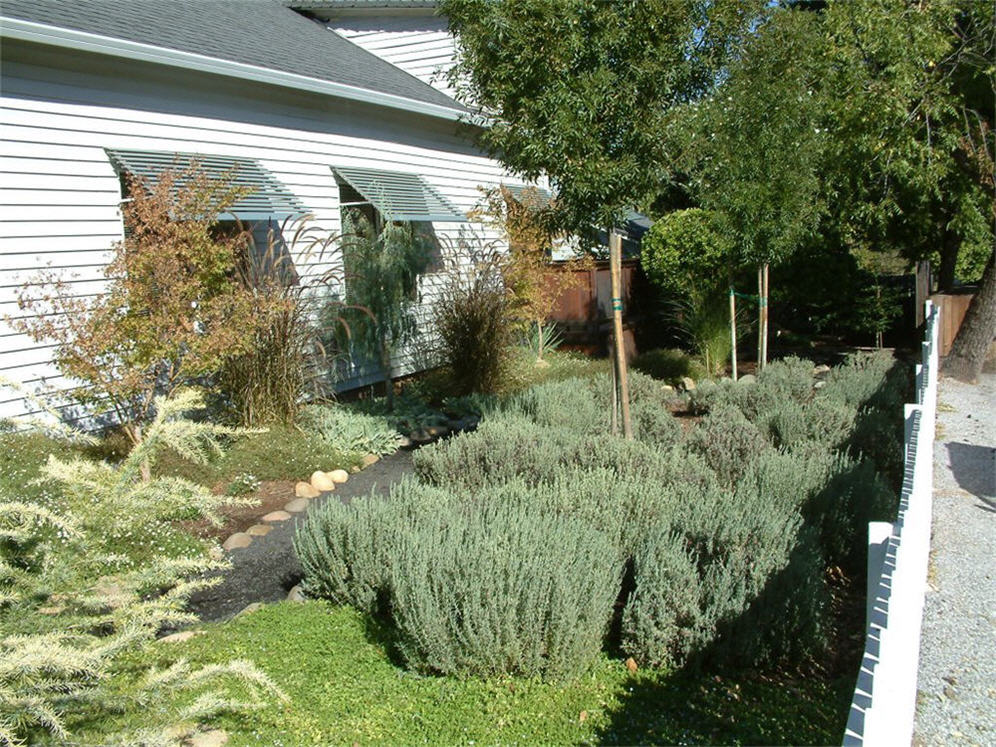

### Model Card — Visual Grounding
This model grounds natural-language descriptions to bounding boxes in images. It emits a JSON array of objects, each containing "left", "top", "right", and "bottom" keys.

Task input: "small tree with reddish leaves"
[
  {"left": 473, "top": 186, "right": 591, "bottom": 361},
  {"left": 12, "top": 165, "right": 261, "bottom": 447}
]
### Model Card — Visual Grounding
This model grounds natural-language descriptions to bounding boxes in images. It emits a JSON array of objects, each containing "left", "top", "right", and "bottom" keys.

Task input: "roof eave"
[{"left": 0, "top": 16, "right": 466, "bottom": 123}]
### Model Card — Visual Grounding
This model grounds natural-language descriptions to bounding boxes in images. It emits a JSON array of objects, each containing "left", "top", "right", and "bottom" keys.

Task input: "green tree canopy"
[
  {"left": 641, "top": 208, "right": 734, "bottom": 299},
  {"left": 441, "top": 0, "right": 767, "bottom": 234},
  {"left": 677, "top": 8, "right": 827, "bottom": 271}
]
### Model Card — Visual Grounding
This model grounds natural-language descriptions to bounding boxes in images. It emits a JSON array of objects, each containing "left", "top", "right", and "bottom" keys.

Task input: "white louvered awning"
[
  {"left": 332, "top": 166, "right": 467, "bottom": 223},
  {"left": 105, "top": 149, "right": 307, "bottom": 220}
]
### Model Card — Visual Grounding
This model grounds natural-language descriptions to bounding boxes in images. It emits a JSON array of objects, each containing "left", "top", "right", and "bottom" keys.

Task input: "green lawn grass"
[
  {"left": 153, "top": 424, "right": 361, "bottom": 488},
  {"left": 82, "top": 601, "right": 851, "bottom": 746}
]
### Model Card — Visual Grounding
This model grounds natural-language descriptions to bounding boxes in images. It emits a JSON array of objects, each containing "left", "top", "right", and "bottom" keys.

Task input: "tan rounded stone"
[
  {"left": 246, "top": 524, "right": 272, "bottom": 537},
  {"left": 310, "top": 470, "right": 336, "bottom": 491},
  {"left": 327, "top": 468, "right": 349, "bottom": 484},
  {"left": 361, "top": 453, "right": 380, "bottom": 467},
  {"left": 284, "top": 498, "right": 309, "bottom": 513},
  {"left": 295, "top": 481, "right": 321, "bottom": 498},
  {"left": 261, "top": 510, "right": 292, "bottom": 523},
  {"left": 222, "top": 532, "right": 252, "bottom": 551},
  {"left": 350, "top": 465, "right": 361, "bottom": 474}
]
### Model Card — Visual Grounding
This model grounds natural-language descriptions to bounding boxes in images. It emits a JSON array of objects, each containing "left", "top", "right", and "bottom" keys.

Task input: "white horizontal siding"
[
  {"left": 0, "top": 54, "right": 508, "bottom": 422},
  {"left": 331, "top": 15, "right": 458, "bottom": 99}
]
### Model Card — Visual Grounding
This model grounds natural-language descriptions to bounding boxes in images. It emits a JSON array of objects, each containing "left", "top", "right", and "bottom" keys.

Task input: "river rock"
[
  {"left": 295, "top": 481, "right": 321, "bottom": 498},
  {"left": 680, "top": 376, "right": 696, "bottom": 391},
  {"left": 310, "top": 471, "right": 335, "bottom": 491},
  {"left": 246, "top": 524, "right": 271, "bottom": 537},
  {"left": 261, "top": 510, "right": 291, "bottom": 523},
  {"left": 361, "top": 453, "right": 380, "bottom": 467},
  {"left": 284, "top": 498, "right": 309, "bottom": 513},
  {"left": 327, "top": 469, "right": 349, "bottom": 484},
  {"left": 222, "top": 533, "right": 252, "bottom": 551}
]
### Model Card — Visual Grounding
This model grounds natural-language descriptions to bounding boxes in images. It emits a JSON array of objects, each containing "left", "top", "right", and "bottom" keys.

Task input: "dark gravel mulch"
[{"left": 187, "top": 448, "right": 415, "bottom": 622}]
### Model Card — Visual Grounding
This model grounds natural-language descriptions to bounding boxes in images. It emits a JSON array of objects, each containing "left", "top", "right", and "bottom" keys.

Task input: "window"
[
  {"left": 333, "top": 166, "right": 464, "bottom": 273},
  {"left": 106, "top": 148, "right": 306, "bottom": 283}
]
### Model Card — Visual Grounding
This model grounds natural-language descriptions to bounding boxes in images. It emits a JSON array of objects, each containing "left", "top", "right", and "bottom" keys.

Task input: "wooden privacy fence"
[
  {"left": 928, "top": 289, "right": 975, "bottom": 356},
  {"left": 843, "top": 300, "right": 940, "bottom": 746},
  {"left": 546, "top": 259, "right": 639, "bottom": 349}
]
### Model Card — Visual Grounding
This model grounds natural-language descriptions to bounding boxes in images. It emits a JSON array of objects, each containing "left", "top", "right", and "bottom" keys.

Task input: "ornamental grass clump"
[{"left": 390, "top": 499, "right": 621, "bottom": 680}]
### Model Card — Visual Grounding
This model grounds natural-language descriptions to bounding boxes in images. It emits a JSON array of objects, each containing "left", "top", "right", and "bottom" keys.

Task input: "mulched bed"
[
  {"left": 181, "top": 480, "right": 298, "bottom": 542},
  {"left": 186, "top": 448, "right": 416, "bottom": 623}
]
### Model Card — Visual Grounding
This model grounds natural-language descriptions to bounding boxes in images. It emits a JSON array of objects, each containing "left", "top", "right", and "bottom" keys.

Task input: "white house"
[{"left": 0, "top": 0, "right": 523, "bottom": 422}]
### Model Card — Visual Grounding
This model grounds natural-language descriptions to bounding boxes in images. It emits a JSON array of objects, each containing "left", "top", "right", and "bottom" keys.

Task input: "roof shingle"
[{"left": 1, "top": 0, "right": 460, "bottom": 110}]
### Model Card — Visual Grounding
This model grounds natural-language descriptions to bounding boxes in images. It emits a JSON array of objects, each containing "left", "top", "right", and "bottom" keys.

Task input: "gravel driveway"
[{"left": 914, "top": 371, "right": 995, "bottom": 746}]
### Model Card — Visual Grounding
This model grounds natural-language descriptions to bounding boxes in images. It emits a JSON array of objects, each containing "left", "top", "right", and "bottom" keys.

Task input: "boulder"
[
  {"left": 286, "top": 584, "right": 307, "bottom": 603},
  {"left": 813, "top": 364, "right": 831, "bottom": 375},
  {"left": 737, "top": 374, "right": 757, "bottom": 385},
  {"left": 350, "top": 465, "right": 361, "bottom": 474},
  {"left": 235, "top": 602, "right": 265, "bottom": 618},
  {"left": 680, "top": 376, "right": 696, "bottom": 391},
  {"left": 426, "top": 424, "right": 450, "bottom": 438},
  {"left": 222, "top": 533, "right": 252, "bottom": 551},
  {"left": 310, "top": 471, "right": 335, "bottom": 491},
  {"left": 246, "top": 524, "right": 272, "bottom": 537},
  {"left": 295, "top": 481, "right": 321, "bottom": 499},
  {"left": 814, "top": 380, "right": 826, "bottom": 390},
  {"left": 284, "top": 498, "right": 309, "bottom": 513},
  {"left": 361, "top": 453, "right": 380, "bottom": 467},
  {"left": 327, "top": 469, "right": 349, "bottom": 484},
  {"left": 261, "top": 510, "right": 292, "bottom": 523},
  {"left": 397, "top": 435, "right": 413, "bottom": 448}
]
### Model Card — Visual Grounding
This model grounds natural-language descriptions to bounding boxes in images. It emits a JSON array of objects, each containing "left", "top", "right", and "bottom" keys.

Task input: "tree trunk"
[
  {"left": 937, "top": 226, "right": 960, "bottom": 292},
  {"left": 943, "top": 248, "right": 996, "bottom": 383}
]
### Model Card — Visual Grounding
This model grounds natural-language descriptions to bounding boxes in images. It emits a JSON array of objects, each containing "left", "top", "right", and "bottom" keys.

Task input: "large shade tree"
[
  {"left": 816, "top": 0, "right": 994, "bottom": 379},
  {"left": 441, "top": 0, "right": 767, "bottom": 234}
]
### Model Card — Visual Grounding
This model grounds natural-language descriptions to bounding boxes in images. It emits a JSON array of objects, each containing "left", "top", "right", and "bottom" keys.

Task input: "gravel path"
[
  {"left": 914, "top": 372, "right": 995, "bottom": 746},
  {"left": 187, "top": 448, "right": 415, "bottom": 622}
]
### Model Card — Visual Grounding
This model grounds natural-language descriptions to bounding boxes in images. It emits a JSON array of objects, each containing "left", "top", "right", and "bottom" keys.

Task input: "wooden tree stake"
[
  {"left": 761, "top": 263, "right": 769, "bottom": 367},
  {"left": 729, "top": 286, "right": 738, "bottom": 381},
  {"left": 610, "top": 230, "right": 633, "bottom": 439}
]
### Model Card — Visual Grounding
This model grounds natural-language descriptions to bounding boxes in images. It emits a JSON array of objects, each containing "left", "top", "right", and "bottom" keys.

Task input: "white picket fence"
[{"left": 843, "top": 300, "right": 940, "bottom": 746}]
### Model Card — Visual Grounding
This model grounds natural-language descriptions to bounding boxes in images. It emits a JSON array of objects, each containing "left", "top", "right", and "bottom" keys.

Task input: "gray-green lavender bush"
[
  {"left": 390, "top": 498, "right": 622, "bottom": 679},
  {"left": 298, "top": 348, "right": 907, "bottom": 678}
]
